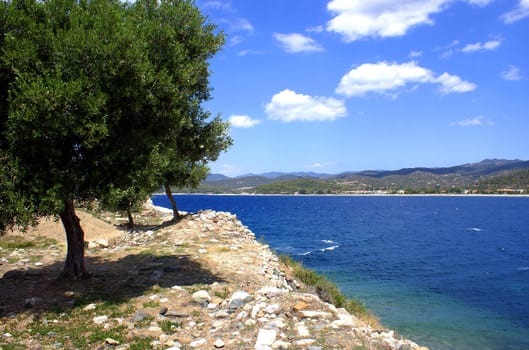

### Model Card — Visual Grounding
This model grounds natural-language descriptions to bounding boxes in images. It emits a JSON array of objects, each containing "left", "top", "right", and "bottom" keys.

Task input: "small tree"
[
  {"left": 0, "top": 0, "right": 224, "bottom": 279},
  {"left": 160, "top": 113, "right": 232, "bottom": 220}
]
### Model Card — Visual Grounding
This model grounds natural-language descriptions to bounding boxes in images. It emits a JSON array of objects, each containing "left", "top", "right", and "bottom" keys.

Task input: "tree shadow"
[{"left": 0, "top": 252, "right": 224, "bottom": 317}]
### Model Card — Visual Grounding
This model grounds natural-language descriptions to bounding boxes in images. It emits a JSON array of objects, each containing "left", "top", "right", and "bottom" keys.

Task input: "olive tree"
[{"left": 0, "top": 0, "right": 224, "bottom": 279}]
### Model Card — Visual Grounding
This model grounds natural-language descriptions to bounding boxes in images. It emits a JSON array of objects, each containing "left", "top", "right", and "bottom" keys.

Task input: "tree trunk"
[
  {"left": 126, "top": 207, "right": 134, "bottom": 230},
  {"left": 164, "top": 184, "right": 180, "bottom": 220},
  {"left": 59, "top": 199, "right": 90, "bottom": 279}
]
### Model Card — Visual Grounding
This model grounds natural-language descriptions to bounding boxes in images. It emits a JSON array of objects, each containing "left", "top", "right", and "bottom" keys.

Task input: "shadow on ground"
[{"left": 0, "top": 252, "right": 224, "bottom": 317}]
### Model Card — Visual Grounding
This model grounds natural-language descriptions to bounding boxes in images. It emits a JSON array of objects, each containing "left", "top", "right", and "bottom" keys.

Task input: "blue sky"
[{"left": 197, "top": 0, "right": 529, "bottom": 176}]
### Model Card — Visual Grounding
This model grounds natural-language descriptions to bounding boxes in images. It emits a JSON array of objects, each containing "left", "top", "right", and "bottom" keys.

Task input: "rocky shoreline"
[{"left": 1, "top": 207, "right": 428, "bottom": 350}]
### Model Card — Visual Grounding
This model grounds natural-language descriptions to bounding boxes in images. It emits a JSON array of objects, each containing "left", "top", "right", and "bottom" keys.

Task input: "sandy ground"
[{"left": 6, "top": 210, "right": 124, "bottom": 246}]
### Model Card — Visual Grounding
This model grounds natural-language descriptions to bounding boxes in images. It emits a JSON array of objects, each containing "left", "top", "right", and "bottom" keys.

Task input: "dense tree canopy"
[{"left": 0, "top": 0, "right": 229, "bottom": 278}]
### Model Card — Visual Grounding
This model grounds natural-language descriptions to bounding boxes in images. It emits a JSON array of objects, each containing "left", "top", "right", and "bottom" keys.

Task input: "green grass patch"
[
  {"left": 0, "top": 236, "right": 35, "bottom": 249},
  {"left": 0, "top": 235, "right": 59, "bottom": 250},
  {"left": 129, "top": 336, "right": 155, "bottom": 350},
  {"left": 142, "top": 300, "right": 160, "bottom": 308},
  {"left": 159, "top": 320, "right": 181, "bottom": 334},
  {"left": 279, "top": 254, "right": 379, "bottom": 327}
]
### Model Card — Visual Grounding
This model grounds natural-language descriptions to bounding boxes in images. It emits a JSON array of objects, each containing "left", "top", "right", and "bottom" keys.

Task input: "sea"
[{"left": 151, "top": 194, "right": 529, "bottom": 350}]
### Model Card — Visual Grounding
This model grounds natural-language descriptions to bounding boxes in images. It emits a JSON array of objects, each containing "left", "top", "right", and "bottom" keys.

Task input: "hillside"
[
  {"left": 0, "top": 206, "right": 428, "bottom": 350},
  {"left": 181, "top": 159, "right": 529, "bottom": 194}
]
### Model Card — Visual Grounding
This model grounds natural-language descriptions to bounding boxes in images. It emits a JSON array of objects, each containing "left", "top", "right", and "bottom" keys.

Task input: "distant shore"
[{"left": 154, "top": 192, "right": 529, "bottom": 198}]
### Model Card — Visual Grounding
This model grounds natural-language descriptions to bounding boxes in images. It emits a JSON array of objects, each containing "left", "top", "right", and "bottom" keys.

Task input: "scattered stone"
[
  {"left": 299, "top": 310, "right": 332, "bottom": 319},
  {"left": 265, "top": 303, "right": 281, "bottom": 314},
  {"left": 130, "top": 310, "right": 149, "bottom": 322},
  {"left": 294, "top": 339, "right": 316, "bottom": 346},
  {"left": 105, "top": 338, "right": 120, "bottom": 345},
  {"left": 83, "top": 303, "right": 97, "bottom": 311},
  {"left": 292, "top": 301, "right": 308, "bottom": 311},
  {"left": 296, "top": 323, "right": 310, "bottom": 338},
  {"left": 213, "top": 338, "right": 225, "bottom": 348},
  {"left": 93, "top": 315, "right": 108, "bottom": 325},
  {"left": 229, "top": 290, "right": 253, "bottom": 309},
  {"left": 159, "top": 307, "right": 168, "bottom": 315},
  {"left": 189, "top": 338, "right": 207, "bottom": 347},
  {"left": 191, "top": 290, "right": 211, "bottom": 306},
  {"left": 255, "top": 328, "right": 277, "bottom": 347},
  {"left": 95, "top": 239, "right": 109, "bottom": 248}
]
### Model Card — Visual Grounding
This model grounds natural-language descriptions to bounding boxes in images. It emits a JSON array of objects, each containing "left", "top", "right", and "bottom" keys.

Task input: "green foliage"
[
  {"left": 0, "top": 0, "right": 226, "bottom": 235},
  {"left": 279, "top": 254, "right": 378, "bottom": 326}
]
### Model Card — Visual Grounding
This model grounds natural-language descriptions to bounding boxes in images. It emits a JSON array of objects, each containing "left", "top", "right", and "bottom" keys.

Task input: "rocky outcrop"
[
  {"left": 0, "top": 208, "right": 428, "bottom": 350},
  {"left": 109, "top": 209, "right": 429, "bottom": 350}
]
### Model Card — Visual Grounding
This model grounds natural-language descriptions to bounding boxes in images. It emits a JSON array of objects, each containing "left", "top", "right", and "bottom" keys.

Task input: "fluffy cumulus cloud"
[
  {"left": 502, "top": 0, "right": 529, "bottom": 23},
  {"left": 501, "top": 65, "right": 522, "bottom": 81},
  {"left": 335, "top": 61, "right": 476, "bottom": 96},
  {"left": 450, "top": 116, "right": 493, "bottom": 127},
  {"left": 434, "top": 73, "right": 476, "bottom": 93},
  {"left": 461, "top": 40, "right": 501, "bottom": 53},
  {"left": 265, "top": 89, "right": 347, "bottom": 122},
  {"left": 229, "top": 115, "right": 261, "bottom": 128},
  {"left": 273, "top": 33, "right": 324, "bottom": 53},
  {"left": 326, "top": 0, "right": 491, "bottom": 42}
]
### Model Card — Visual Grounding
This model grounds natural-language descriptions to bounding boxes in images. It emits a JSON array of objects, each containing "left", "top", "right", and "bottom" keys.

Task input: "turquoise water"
[{"left": 152, "top": 195, "right": 529, "bottom": 349}]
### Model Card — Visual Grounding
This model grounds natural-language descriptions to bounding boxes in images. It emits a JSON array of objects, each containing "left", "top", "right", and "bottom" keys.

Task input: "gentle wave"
[
  {"left": 321, "top": 239, "right": 337, "bottom": 244},
  {"left": 467, "top": 227, "right": 482, "bottom": 232},
  {"left": 320, "top": 245, "right": 339, "bottom": 252},
  {"left": 517, "top": 266, "right": 529, "bottom": 271}
]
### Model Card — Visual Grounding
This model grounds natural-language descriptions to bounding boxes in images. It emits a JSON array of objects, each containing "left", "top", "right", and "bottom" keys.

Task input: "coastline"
[{"left": 155, "top": 192, "right": 529, "bottom": 198}]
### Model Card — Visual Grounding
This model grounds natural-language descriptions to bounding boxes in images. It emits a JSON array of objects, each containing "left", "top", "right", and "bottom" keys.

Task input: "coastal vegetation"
[
  {"left": 0, "top": 0, "right": 230, "bottom": 279},
  {"left": 279, "top": 254, "right": 380, "bottom": 327}
]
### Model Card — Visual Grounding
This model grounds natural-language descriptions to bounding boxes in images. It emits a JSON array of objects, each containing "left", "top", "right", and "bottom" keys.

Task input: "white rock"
[
  {"left": 83, "top": 303, "right": 97, "bottom": 311},
  {"left": 257, "top": 286, "right": 285, "bottom": 298},
  {"left": 255, "top": 328, "right": 277, "bottom": 347},
  {"left": 295, "top": 323, "right": 310, "bottom": 338},
  {"left": 95, "top": 239, "right": 109, "bottom": 248},
  {"left": 299, "top": 310, "right": 332, "bottom": 319},
  {"left": 191, "top": 290, "right": 211, "bottom": 305},
  {"left": 93, "top": 315, "right": 108, "bottom": 325},
  {"left": 272, "top": 340, "right": 291, "bottom": 350},
  {"left": 265, "top": 303, "right": 281, "bottom": 314},
  {"left": 214, "top": 338, "right": 225, "bottom": 348},
  {"left": 189, "top": 338, "right": 207, "bottom": 347},
  {"left": 294, "top": 339, "right": 316, "bottom": 346},
  {"left": 229, "top": 290, "right": 254, "bottom": 309},
  {"left": 87, "top": 241, "right": 97, "bottom": 249}
]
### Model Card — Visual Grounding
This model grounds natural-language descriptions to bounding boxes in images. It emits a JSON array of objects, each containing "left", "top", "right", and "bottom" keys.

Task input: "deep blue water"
[{"left": 152, "top": 194, "right": 529, "bottom": 350}]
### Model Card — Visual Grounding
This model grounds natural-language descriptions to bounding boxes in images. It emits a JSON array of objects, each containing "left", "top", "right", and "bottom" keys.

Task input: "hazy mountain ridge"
[{"left": 196, "top": 159, "right": 529, "bottom": 194}]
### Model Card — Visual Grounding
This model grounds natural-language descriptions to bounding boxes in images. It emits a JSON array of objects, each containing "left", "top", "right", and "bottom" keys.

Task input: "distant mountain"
[
  {"left": 205, "top": 174, "right": 231, "bottom": 182},
  {"left": 338, "top": 159, "right": 529, "bottom": 179},
  {"left": 196, "top": 159, "right": 529, "bottom": 194}
]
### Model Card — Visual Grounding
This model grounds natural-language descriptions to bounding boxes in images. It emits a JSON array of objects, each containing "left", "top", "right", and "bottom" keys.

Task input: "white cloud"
[
  {"left": 229, "top": 115, "right": 261, "bottom": 128},
  {"left": 335, "top": 61, "right": 476, "bottom": 97},
  {"left": 307, "top": 25, "right": 324, "bottom": 33},
  {"left": 450, "top": 116, "right": 493, "bottom": 126},
  {"left": 435, "top": 72, "right": 476, "bottom": 94},
  {"left": 237, "top": 49, "right": 265, "bottom": 56},
  {"left": 311, "top": 162, "right": 335, "bottom": 169},
  {"left": 501, "top": 65, "right": 522, "bottom": 81},
  {"left": 200, "top": 0, "right": 233, "bottom": 11},
  {"left": 326, "top": 0, "right": 492, "bottom": 42},
  {"left": 461, "top": 40, "right": 501, "bottom": 53},
  {"left": 230, "top": 17, "right": 254, "bottom": 32},
  {"left": 265, "top": 89, "right": 347, "bottom": 122},
  {"left": 502, "top": 0, "right": 529, "bottom": 23},
  {"left": 273, "top": 33, "right": 324, "bottom": 53},
  {"left": 408, "top": 50, "right": 422, "bottom": 58}
]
